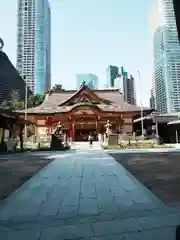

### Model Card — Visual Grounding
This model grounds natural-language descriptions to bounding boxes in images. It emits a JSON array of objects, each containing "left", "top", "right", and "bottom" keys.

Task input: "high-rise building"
[
  {"left": 123, "top": 75, "right": 136, "bottom": 105},
  {"left": 16, "top": 0, "right": 51, "bottom": 95},
  {"left": 106, "top": 65, "right": 119, "bottom": 88},
  {"left": 149, "top": 89, "right": 155, "bottom": 109},
  {"left": 76, "top": 74, "right": 99, "bottom": 89},
  {"left": 114, "top": 67, "right": 136, "bottom": 105},
  {"left": 153, "top": 0, "right": 180, "bottom": 113}
]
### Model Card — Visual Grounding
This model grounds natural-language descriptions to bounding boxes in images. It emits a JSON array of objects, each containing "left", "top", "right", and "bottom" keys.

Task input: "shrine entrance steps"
[{"left": 71, "top": 141, "right": 102, "bottom": 151}]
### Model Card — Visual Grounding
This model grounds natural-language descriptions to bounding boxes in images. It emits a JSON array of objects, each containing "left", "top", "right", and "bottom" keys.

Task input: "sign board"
[
  {"left": 38, "top": 120, "right": 45, "bottom": 125},
  {"left": 74, "top": 109, "right": 95, "bottom": 115},
  {"left": 154, "top": 115, "right": 179, "bottom": 123}
]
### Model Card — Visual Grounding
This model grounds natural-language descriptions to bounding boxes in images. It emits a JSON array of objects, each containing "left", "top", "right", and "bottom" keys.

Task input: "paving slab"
[
  {"left": 92, "top": 218, "right": 143, "bottom": 236},
  {"left": 40, "top": 222, "right": 93, "bottom": 239},
  {"left": 0, "top": 143, "right": 178, "bottom": 239},
  {"left": 0, "top": 229, "right": 40, "bottom": 240},
  {"left": 124, "top": 227, "right": 176, "bottom": 240},
  {"left": 137, "top": 212, "right": 180, "bottom": 229}
]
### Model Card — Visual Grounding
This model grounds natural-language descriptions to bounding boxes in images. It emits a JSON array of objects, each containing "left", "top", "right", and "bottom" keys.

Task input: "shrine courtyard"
[{"left": 0, "top": 143, "right": 180, "bottom": 239}]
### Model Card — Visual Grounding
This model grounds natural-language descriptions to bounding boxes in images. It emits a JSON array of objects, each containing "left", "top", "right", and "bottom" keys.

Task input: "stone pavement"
[{"left": 0, "top": 143, "right": 179, "bottom": 239}]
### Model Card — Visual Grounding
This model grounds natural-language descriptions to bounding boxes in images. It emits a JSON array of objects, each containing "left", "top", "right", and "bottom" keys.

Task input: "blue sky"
[{"left": 0, "top": 0, "right": 153, "bottom": 106}]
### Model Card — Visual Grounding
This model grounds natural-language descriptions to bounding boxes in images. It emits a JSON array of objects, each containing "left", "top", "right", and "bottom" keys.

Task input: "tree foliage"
[
  {"left": 0, "top": 89, "right": 45, "bottom": 111},
  {"left": 51, "top": 84, "right": 65, "bottom": 91},
  {"left": 27, "top": 94, "right": 44, "bottom": 108}
]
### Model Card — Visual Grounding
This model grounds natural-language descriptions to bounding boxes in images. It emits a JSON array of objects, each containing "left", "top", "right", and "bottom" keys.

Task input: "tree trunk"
[{"left": 1, "top": 128, "right": 5, "bottom": 143}]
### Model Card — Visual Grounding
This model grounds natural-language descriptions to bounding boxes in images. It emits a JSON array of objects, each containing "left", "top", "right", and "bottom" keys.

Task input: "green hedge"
[{"left": 103, "top": 142, "right": 172, "bottom": 150}]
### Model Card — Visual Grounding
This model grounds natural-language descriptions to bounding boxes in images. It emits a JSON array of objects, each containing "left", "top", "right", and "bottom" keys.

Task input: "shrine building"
[{"left": 19, "top": 84, "right": 153, "bottom": 141}]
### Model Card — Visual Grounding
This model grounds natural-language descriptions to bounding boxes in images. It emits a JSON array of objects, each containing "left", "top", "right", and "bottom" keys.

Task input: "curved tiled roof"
[{"left": 18, "top": 86, "right": 151, "bottom": 114}]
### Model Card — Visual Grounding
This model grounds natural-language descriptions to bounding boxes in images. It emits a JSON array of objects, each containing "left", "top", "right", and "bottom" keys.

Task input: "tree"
[
  {"left": 0, "top": 100, "right": 13, "bottom": 110},
  {"left": 0, "top": 90, "right": 24, "bottom": 110},
  {"left": 27, "top": 94, "right": 45, "bottom": 108},
  {"left": 52, "top": 84, "right": 65, "bottom": 91},
  {"left": 0, "top": 91, "right": 45, "bottom": 110}
]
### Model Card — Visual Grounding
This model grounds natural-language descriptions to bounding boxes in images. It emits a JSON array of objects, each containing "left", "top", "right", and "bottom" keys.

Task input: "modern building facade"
[
  {"left": 153, "top": 0, "right": 180, "bottom": 113},
  {"left": 149, "top": 89, "right": 155, "bottom": 109},
  {"left": 106, "top": 65, "right": 119, "bottom": 88},
  {"left": 123, "top": 75, "right": 136, "bottom": 105},
  {"left": 16, "top": 0, "right": 51, "bottom": 95},
  {"left": 76, "top": 74, "right": 99, "bottom": 89},
  {"left": 114, "top": 67, "right": 136, "bottom": 105}
]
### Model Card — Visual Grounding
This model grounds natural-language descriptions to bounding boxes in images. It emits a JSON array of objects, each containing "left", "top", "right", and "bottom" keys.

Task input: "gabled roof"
[
  {"left": 58, "top": 85, "right": 111, "bottom": 106},
  {"left": 18, "top": 85, "right": 151, "bottom": 114}
]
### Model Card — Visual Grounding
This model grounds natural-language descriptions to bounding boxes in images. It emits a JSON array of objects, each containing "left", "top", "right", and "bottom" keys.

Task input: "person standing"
[{"left": 88, "top": 133, "right": 93, "bottom": 145}]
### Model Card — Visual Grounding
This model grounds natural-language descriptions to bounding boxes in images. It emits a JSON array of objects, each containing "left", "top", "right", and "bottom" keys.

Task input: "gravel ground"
[
  {"left": 111, "top": 152, "right": 180, "bottom": 207},
  {"left": 0, "top": 152, "right": 53, "bottom": 200}
]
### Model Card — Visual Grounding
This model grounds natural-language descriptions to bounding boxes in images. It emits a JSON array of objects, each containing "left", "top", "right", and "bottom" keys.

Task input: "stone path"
[{"left": 0, "top": 144, "right": 179, "bottom": 239}]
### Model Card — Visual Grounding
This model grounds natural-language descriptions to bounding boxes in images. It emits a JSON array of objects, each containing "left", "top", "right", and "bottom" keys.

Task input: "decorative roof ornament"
[
  {"left": 81, "top": 81, "right": 86, "bottom": 87},
  {"left": 0, "top": 38, "right": 4, "bottom": 50}
]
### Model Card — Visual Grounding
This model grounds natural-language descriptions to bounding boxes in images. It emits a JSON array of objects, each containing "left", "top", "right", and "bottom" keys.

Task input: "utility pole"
[
  {"left": 23, "top": 75, "right": 28, "bottom": 141},
  {"left": 137, "top": 70, "right": 144, "bottom": 137}
]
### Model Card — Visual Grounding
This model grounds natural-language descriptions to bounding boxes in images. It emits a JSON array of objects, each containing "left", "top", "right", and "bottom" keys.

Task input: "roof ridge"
[{"left": 49, "top": 89, "right": 121, "bottom": 94}]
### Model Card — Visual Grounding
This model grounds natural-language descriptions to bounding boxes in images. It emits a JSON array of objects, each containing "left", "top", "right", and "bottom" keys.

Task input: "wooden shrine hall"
[{"left": 18, "top": 84, "right": 153, "bottom": 141}]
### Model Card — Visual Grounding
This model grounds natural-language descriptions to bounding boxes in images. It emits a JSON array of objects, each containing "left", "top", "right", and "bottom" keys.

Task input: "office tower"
[
  {"left": 149, "top": 89, "right": 155, "bottom": 109},
  {"left": 151, "top": 71, "right": 156, "bottom": 109},
  {"left": 124, "top": 74, "right": 136, "bottom": 105},
  {"left": 16, "top": 0, "right": 51, "bottom": 95},
  {"left": 106, "top": 65, "right": 119, "bottom": 88},
  {"left": 115, "top": 67, "right": 136, "bottom": 105},
  {"left": 153, "top": 0, "right": 180, "bottom": 113},
  {"left": 76, "top": 74, "right": 99, "bottom": 89}
]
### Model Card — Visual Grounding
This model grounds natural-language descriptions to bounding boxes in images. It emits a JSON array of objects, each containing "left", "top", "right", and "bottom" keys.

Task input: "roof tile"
[{"left": 17, "top": 86, "right": 151, "bottom": 114}]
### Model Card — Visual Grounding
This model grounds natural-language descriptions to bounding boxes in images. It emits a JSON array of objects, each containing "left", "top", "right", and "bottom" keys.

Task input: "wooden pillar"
[
  {"left": 35, "top": 126, "right": 38, "bottom": 142},
  {"left": 9, "top": 129, "right": 12, "bottom": 138},
  {"left": 9, "top": 123, "right": 15, "bottom": 138},
  {"left": 96, "top": 120, "right": 98, "bottom": 133},
  {"left": 72, "top": 122, "right": 75, "bottom": 141},
  {"left": 120, "top": 115, "right": 124, "bottom": 133},
  {"left": 1, "top": 128, "right": 5, "bottom": 143},
  {"left": 97, "top": 116, "right": 100, "bottom": 133},
  {"left": 19, "top": 124, "right": 24, "bottom": 152}
]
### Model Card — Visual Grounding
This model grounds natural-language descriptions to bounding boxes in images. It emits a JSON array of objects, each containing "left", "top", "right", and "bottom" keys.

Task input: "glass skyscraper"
[
  {"left": 16, "top": 0, "right": 51, "bottom": 95},
  {"left": 114, "top": 67, "right": 136, "bottom": 105},
  {"left": 76, "top": 74, "right": 99, "bottom": 89},
  {"left": 153, "top": 0, "right": 180, "bottom": 113},
  {"left": 106, "top": 65, "right": 119, "bottom": 88}
]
